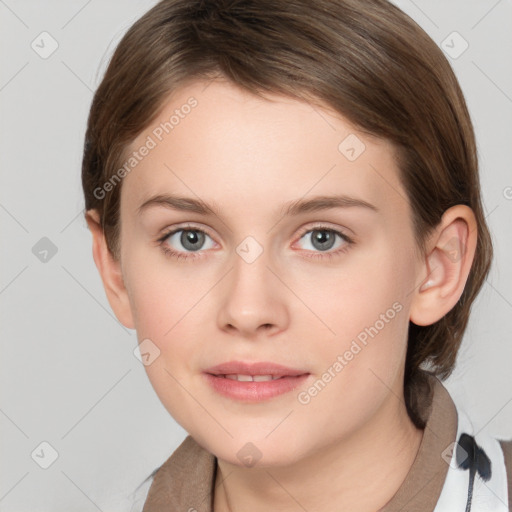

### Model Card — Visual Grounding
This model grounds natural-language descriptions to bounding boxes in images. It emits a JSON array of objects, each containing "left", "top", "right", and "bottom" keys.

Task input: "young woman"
[{"left": 82, "top": 0, "right": 511, "bottom": 510}]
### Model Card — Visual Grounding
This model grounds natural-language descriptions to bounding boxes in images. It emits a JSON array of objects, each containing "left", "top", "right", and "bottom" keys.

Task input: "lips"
[
  {"left": 203, "top": 361, "right": 311, "bottom": 401},
  {"left": 223, "top": 374, "right": 282, "bottom": 381},
  {"left": 204, "top": 360, "right": 308, "bottom": 378}
]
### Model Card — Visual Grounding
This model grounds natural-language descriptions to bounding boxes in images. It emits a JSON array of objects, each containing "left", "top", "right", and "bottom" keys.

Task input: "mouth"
[
  {"left": 203, "top": 361, "right": 311, "bottom": 401},
  {"left": 213, "top": 374, "right": 293, "bottom": 381}
]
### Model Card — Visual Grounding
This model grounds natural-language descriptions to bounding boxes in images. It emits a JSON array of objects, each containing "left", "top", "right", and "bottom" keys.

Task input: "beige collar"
[{"left": 143, "top": 373, "right": 457, "bottom": 512}]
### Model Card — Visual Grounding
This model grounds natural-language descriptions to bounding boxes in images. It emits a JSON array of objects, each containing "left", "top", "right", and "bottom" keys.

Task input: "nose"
[{"left": 216, "top": 246, "right": 290, "bottom": 338}]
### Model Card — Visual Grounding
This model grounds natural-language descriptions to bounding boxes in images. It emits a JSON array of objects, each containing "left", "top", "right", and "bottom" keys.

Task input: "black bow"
[{"left": 456, "top": 433, "right": 492, "bottom": 512}]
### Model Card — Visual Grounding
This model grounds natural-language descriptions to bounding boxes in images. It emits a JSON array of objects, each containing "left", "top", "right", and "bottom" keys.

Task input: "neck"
[{"left": 214, "top": 388, "right": 424, "bottom": 512}]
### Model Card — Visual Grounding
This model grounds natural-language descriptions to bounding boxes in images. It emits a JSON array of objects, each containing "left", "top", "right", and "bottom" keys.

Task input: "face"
[{"left": 117, "top": 78, "right": 422, "bottom": 466}]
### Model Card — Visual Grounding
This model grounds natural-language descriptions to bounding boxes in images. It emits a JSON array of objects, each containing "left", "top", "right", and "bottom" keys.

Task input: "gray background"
[{"left": 1, "top": 0, "right": 511, "bottom": 510}]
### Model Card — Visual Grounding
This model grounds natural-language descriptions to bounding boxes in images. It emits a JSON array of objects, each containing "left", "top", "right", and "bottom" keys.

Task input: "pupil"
[
  {"left": 181, "top": 230, "right": 204, "bottom": 251},
  {"left": 313, "top": 230, "right": 335, "bottom": 251}
]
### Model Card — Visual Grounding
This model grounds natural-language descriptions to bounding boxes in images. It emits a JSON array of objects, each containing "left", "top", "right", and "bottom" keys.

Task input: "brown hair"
[{"left": 82, "top": 0, "right": 493, "bottom": 427}]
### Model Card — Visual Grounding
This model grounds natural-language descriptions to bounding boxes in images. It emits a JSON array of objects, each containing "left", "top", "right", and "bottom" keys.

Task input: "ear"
[
  {"left": 85, "top": 209, "right": 135, "bottom": 329},
  {"left": 410, "top": 205, "right": 478, "bottom": 326}
]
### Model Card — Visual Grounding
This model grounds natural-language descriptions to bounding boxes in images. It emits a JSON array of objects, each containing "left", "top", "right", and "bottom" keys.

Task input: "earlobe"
[
  {"left": 410, "top": 205, "right": 477, "bottom": 327},
  {"left": 85, "top": 209, "right": 135, "bottom": 330}
]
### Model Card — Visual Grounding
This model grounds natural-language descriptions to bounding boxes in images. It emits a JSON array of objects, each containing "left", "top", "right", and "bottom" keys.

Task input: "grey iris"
[
  {"left": 311, "top": 230, "right": 336, "bottom": 251},
  {"left": 181, "top": 230, "right": 205, "bottom": 251}
]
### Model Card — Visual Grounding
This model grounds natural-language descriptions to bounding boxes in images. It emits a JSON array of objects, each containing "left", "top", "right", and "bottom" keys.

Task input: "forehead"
[{"left": 121, "top": 78, "right": 408, "bottom": 220}]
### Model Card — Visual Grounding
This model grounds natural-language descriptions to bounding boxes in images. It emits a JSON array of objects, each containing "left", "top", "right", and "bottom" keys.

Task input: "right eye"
[{"left": 158, "top": 226, "right": 217, "bottom": 260}]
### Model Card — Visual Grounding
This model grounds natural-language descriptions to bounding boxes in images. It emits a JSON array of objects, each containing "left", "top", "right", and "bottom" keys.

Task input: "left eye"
[
  {"left": 163, "top": 229, "right": 216, "bottom": 252},
  {"left": 297, "top": 228, "right": 348, "bottom": 252}
]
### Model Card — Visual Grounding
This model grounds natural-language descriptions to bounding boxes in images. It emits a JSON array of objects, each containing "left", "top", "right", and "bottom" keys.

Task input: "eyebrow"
[
  {"left": 282, "top": 195, "right": 378, "bottom": 215},
  {"left": 137, "top": 193, "right": 379, "bottom": 217}
]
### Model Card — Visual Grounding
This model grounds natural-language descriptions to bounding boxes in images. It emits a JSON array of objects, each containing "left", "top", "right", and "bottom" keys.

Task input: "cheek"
[
  {"left": 123, "top": 253, "right": 209, "bottom": 427},
  {"left": 313, "top": 239, "right": 411, "bottom": 332},
  {"left": 122, "top": 240, "right": 213, "bottom": 338},
  {"left": 308, "top": 238, "right": 415, "bottom": 389},
  {"left": 295, "top": 280, "right": 410, "bottom": 443},
  {"left": 121, "top": 244, "right": 214, "bottom": 382}
]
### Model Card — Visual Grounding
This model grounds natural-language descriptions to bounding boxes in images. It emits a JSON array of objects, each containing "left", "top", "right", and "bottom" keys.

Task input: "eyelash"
[{"left": 156, "top": 223, "right": 354, "bottom": 262}]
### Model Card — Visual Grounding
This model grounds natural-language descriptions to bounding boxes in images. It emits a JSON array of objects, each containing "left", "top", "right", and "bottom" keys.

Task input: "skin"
[{"left": 87, "top": 78, "right": 477, "bottom": 511}]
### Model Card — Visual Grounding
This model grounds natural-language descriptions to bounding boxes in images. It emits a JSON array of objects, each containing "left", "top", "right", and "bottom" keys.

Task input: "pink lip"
[
  {"left": 203, "top": 361, "right": 310, "bottom": 402},
  {"left": 204, "top": 360, "right": 308, "bottom": 377}
]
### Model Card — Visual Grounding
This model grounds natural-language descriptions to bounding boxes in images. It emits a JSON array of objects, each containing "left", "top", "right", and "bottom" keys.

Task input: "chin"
[{"left": 198, "top": 433, "right": 310, "bottom": 469}]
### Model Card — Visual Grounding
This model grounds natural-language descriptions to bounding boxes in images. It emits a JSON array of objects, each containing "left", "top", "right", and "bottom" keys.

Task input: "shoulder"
[
  {"left": 128, "top": 435, "right": 216, "bottom": 511},
  {"left": 124, "top": 437, "right": 198, "bottom": 511},
  {"left": 426, "top": 377, "right": 511, "bottom": 511},
  {"left": 498, "top": 437, "right": 512, "bottom": 509},
  {"left": 499, "top": 437, "right": 512, "bottom": 465},
  {"left": 125, "top": 467, "right": 159, "bottom": 512}
]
